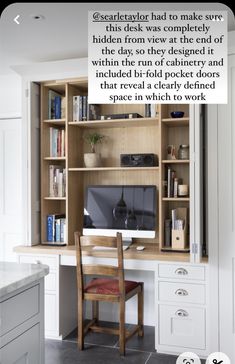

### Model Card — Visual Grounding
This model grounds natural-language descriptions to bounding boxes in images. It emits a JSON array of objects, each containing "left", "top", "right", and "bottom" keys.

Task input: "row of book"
[
  {"left": 48, "top": 90, "right": 66, "bottom": 119},
  {"left": 73, "top": 95, "right": 100, "bottom": 122},
  {"left": 47, "top": 214, "right": 66, "bottom": 243},
  {"left": 49, "top": 165, "right": 66, "bottom": 197},
  {"left": 49, "top": 127, "right": 65, "bottom": 157},
  {"left": 165, "top": 168, "right": 182, "bottom": 198}
]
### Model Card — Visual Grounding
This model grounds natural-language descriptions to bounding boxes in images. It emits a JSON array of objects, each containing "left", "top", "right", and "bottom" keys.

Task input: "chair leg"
[
  {"left": 138, "top": 283, "right": 144, "bottom": 337},
  {"left": 78, "top": 297, "right": 84, "bottom": 350},
  {"left": 92, "top": 300, "right": 99, "bottom": 323},
  {"left": 119, "top": 299, "right": 125, "bottom": 356}
]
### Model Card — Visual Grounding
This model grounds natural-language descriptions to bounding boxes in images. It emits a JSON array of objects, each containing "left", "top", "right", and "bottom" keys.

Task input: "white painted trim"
[{"left": 0, "top": 113, "right": 21, "bottom": 119}]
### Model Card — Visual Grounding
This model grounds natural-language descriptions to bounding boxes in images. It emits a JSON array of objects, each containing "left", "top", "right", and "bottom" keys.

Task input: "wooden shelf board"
[
  {"left": 69, "top": 166, "right": 159, "bottom": 172},
  {"left": 162, "top": 118, "right": 189, "bottom": 126},
  {"left": 161, "top": 247, "right": 190, "bottom": 253},
  {"left": 43, "top": 119, "right": 66, "bottom": 125},
  {"left": 44, "top": 197, "right": 66, "bottom": 200},
  {"left": 68, "top": 117, "right": 158, "bottom": 129},
  {"left": 162, "top": 197, "right": 190, "bottom": 201},
  {"left": 162, "top": 159, "right": 190, "bottom": 164},
  {"left": 44, "top": 157, "right": 66, "bottom": 161}
]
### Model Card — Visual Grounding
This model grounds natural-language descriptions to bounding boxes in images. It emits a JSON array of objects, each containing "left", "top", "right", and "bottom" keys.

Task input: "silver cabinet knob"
[
  {"left": 175, "top": 268, "right": 188, "bottom": 275},
  {"left": 175, "top": 289, "right": 188, "bottom": 296},
  {"left": 175, "top": 309, "right": 189, "bottom": 317}
]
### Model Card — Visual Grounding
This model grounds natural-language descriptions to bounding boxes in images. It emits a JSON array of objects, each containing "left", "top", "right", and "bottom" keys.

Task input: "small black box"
[{"left": 120, "top": 153, "right": 158, "bottom": 167}]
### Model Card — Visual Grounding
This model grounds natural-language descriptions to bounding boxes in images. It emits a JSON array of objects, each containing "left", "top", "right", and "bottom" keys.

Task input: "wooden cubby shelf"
[
  {"left": 161, "top": 117, "right": 189, "bottom": 126},
  {"left": 44, "top": 197, "right": 66, "bottom": 200}
]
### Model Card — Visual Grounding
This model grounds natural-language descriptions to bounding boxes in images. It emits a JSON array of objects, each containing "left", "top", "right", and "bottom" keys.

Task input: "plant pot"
[{"left": 84, "top": 153, "right": 101, "bottom": 168}]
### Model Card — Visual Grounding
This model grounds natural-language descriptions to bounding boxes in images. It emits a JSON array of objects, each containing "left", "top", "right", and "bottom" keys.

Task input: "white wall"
[{"left": 0, "top": 74, "right": 22, "bottom": 118}]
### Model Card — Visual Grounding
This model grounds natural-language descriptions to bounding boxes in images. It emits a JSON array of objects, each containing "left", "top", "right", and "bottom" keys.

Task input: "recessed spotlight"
[{"left": 30, "top": 14, "right": 45, "bottom": 21}]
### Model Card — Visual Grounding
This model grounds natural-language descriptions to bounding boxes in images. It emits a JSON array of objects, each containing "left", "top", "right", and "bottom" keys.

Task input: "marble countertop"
[{"left": 0, "top": 261, "right": 49, "bottom": 298}]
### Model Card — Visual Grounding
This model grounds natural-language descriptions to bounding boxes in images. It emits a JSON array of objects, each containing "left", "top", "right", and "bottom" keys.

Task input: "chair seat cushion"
[{"left": 85, "top": 278, "right": 140, "bottom": 295}]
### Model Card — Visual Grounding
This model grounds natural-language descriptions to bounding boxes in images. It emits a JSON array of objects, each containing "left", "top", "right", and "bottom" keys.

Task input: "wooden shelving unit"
[{"left": 40, "top": 78, "right": 192, "bottom": 255}]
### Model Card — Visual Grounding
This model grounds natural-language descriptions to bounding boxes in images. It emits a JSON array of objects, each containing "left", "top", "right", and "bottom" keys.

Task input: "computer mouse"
[{"left": 136, "top": 246, "right": 145, "bottom": 251}]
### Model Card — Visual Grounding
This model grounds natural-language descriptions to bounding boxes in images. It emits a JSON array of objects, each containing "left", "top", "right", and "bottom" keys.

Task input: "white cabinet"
[
  {"left": 1, "top": 324, "right": 40, "bottom": 364},
  {"left": 0, "top": 279, "right": 44, "bottom": 364},
  {"left": 155, "top": 262, "right": 209, "bottom": 357},
  {"left": 159, "top": 305, "right": 206, "bottom": 349},
  {"left": 18, "top": 253, "right": 77, "bottom": 340}
]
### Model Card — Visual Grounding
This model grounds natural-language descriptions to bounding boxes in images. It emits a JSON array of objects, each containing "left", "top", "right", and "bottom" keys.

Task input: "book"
[
  {"left": 82, "top": 95, "right": 87, "bottom": 121},
  {"left": 49, "top": 165, "right": 60, "bottom": 197},
  {"left": 48, "top": 90, "right": 61, "bottom": 119},
  {"left": 46, "top": 214, "right": 65, "bottom": 242},
  {"left": 54, "top": 96, "right": 61, "bottom": 119}
]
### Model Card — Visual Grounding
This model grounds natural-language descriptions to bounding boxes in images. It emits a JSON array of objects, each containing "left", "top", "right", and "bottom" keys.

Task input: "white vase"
[{"left": 84, "top": 153, "right": 101, "bottom": 168}]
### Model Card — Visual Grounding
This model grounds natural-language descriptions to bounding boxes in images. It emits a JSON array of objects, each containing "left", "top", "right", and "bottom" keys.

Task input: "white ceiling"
[{"left": 0, "top": 2, "right": 234, "bottom": 75}]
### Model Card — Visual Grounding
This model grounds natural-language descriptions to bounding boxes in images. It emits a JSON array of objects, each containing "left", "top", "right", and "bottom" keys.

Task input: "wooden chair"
[{"left": 74, "top": 231, "right": 144, "bottom": 355}]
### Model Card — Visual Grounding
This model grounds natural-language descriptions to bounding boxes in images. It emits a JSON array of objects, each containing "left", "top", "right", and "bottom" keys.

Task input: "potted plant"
[{"left": 83, "top": 132, "right": 104, "bottom": 167}]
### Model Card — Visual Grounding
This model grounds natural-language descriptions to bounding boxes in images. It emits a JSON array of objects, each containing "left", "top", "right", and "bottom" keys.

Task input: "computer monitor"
[{"left": 83, "top": 185, "right": 156, "bottom": 239}]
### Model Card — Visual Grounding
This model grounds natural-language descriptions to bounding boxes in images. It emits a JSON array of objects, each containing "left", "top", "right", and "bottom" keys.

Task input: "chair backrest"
[{"left": 74, "top": 232, "right": 125, "bottom": 297}]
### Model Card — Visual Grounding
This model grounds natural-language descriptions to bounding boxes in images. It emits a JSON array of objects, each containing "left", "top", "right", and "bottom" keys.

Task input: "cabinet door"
[
  {"left": 159, "top": 304, "right": 206, "bottom": 350},
  {"left": 217, "top": 54, "right": 235, "bottom": 361},
  {"left": 0, "top": 324, "right": 40, "bottom": 364},
  {"left": 45, "top": 293, "right": 59, "bottom": 335}
]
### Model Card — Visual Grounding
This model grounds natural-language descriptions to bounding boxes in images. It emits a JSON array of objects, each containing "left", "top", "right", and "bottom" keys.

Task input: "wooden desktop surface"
[{"left": 14, "top": 243, "right": 208, "bottom": 263}]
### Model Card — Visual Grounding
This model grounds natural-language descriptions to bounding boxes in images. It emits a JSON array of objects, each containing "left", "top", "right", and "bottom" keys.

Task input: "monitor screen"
[{"left": 83, "top": 185, "right": 156, "bottom": 238}]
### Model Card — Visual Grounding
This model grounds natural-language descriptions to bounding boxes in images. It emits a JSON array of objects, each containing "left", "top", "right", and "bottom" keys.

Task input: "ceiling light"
[{"left": 30, "top": 14, "right": 45, "bottom": 21}]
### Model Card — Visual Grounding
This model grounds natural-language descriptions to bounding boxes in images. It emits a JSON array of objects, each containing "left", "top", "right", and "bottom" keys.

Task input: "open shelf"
[
  {"left": 162, "top": 197, "right": 190, "bottom": 202},
  {"left": 162, "top": 117, "right": 189, "bottom": 127},
  {"left": 161, "top": 247, "right": 190, "bottom": 253},
  {"left": 44, "top": 157, "right": 66, "bottom": 161},
  {"left": 69, "top": 166, "right": 159, "bottom": 172},
  {"left": 162, "top": 160, "right": 190, "bottom": 164},
  {"left": 68, "top": 117, "right": 158, "bottom": 129},
  {"left": 43, "top": 119, "right": 66, "bottom": 125},
  {"left": 44, "top": 197, "right": 66, "bottom": 200}
]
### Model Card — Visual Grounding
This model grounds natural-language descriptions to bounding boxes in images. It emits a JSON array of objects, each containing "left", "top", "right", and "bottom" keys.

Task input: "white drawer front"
[
  {"left": 158, "top": 282, "right": 205, "bottom": 304},
  {"left": 159, "top": 304, "right": 206, "bottom": 349},
  {"left": 19, "top": 254, "right": 57, "bottom": 271},
  {"left": 158, "top": 264, "right": 205, "bottom": 281},
  {"left": 45, "top": 272, "right": 57, "bottom": 291},
  {"left": 0, "top": 285, "right": 39, "bottom": 337}
]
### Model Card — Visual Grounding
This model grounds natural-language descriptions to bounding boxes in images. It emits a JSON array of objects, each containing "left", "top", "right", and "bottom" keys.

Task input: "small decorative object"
[
  {"left": 167, "top": 145, "right": 176, "bottom": 160},
  {"left": 170, "top": 111, "right": 184, "bottom": 118},
  {"left": 178, "top": 144, "right": 189, "bottom": 160},
  {"left": 178, "top": 184, "right": 189, "bottom": 197},
  {"left": 83, "top": 132, "right": 105, "bottom": 168}
]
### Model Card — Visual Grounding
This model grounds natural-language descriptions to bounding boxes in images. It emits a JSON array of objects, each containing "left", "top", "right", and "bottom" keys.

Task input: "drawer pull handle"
[
  {"left": 175, "top": 309, "right": 189, "bottom": 317},
  {"left": 175, "top": 289, "right": 188, "bottom": 296},
  {"left": 175, "top": 268, "right": 188, "bottom": 275}
]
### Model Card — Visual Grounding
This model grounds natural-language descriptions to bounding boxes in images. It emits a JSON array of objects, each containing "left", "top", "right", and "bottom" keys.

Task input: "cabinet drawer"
[
  {"left": 159, "top": 304, "right": 206, "bottom": 349},
  {"left": 1, "top": 324, "right": 40, "bottom": 364},
  {"left": 158, "top": 281, "right": 205, "bottom": 304},
  {"left": 158, "top": 264, "right": 205, "bottom": 281},
  {"left": 19, "top": 254, "right": 58, "bottom": 271},
  {"left": 0, "top": 285, "right": 39, "bottom": 337}
]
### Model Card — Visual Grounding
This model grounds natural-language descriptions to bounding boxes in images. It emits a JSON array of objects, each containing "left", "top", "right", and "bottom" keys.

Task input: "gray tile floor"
[{"left": 45, "top": 323, "right": 205, "bottom": 364}]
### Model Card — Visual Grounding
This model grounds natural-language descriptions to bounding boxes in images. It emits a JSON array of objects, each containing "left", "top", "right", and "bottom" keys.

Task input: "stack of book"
[
  {"left": 48, "top": 90, "right": 65, "bottom": 119},
  {"left": 166, "top": 168, "right": 182, "bottom": 198},
  {"left": 47, "top": 214, "right": 66, "bottom": 243},
  {"left": 49, "top": 165, "right": 66, "bottom": 197},
  {"left": 73, "top": 95, "right": 100, "bottom": 121},
  {"left": 49, "top": 127, "right": 65, "bottom": 157}
]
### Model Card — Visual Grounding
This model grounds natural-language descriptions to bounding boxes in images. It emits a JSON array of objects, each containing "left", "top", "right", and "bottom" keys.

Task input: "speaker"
[{"left": 120, "top": 153, "right": 157, "bottom": 167}]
